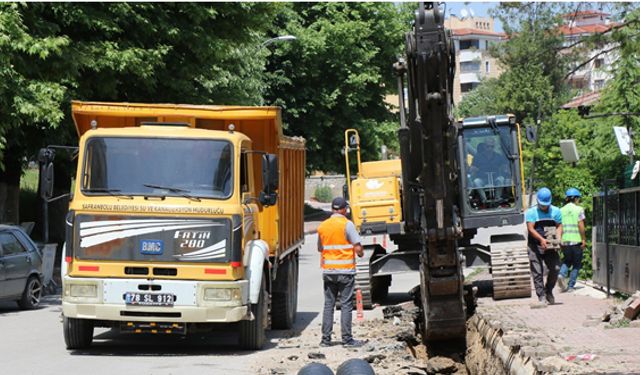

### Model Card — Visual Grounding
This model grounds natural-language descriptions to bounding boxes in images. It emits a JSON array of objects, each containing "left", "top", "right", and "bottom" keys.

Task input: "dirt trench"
[{"left": 255, "top": 300, "right": 508, "bottom": 375}]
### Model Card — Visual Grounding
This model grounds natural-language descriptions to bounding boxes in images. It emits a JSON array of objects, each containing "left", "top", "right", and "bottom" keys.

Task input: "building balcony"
[
  {"left": 459, "top": 72, "right": 480, "bottom": 84},
  {"left": 459, "top": 50, "right": 482, "bottom": 62}
]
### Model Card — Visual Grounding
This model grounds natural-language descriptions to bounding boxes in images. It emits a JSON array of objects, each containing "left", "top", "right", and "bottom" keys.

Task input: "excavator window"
[{"left": 462, "top": 127, "right": 516, "bottom": 211}]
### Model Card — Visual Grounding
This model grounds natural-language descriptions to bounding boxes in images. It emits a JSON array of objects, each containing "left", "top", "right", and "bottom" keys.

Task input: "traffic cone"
[{"left": 356, "top": 288, "right": 364, "bottom": 321}]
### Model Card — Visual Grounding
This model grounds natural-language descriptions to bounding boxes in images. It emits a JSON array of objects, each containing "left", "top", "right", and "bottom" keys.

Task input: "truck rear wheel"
[
  {"left": 63, "top": 317, "right": 94, "bottom": 349},
  {"left": 239, "top": 273, "right": 267, "bottom": 349},
  {"left": 271, "top": 255, "right": 298, "bottom": 329}
]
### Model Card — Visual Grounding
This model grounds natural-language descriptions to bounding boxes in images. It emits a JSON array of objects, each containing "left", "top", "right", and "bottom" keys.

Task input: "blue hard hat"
[
  {"left": 536, "top": 187, "right": 552, "bottom": 206},
  {"left": 566, "top": 187, "right": 581, "bottom": 198}
]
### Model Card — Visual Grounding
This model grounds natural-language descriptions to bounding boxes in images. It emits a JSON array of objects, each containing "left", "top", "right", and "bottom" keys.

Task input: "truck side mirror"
[
  {"left": 38, "top": 148, "right": 55, "bottom": 200},
  {"left": 260, "top": 153, "right": 278, "bottom": 206}
]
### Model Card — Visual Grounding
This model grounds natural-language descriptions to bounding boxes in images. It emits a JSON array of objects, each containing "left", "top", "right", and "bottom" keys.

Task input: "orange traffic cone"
[{"left": 356, "top": 288, "right": 364, "bottom": 321}]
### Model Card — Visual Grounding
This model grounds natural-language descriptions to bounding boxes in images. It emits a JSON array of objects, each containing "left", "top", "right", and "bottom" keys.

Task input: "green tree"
[
  {"left": 264, "top": 2, "right": 409, "bottom": 172},
  {"left": 0, "top": 3, "right": 281, "bottom": 224}
]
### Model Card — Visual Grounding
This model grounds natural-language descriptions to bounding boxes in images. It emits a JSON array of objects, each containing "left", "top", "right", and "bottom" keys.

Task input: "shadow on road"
[
  {"left": 67, "top": 311, "right": 319, "bottom": 356},
  {"left": 70, "top": 329, "right": 257, "bottom": 356},
  {"left": 0, "top": 294, "right": 61, "bottom": 315},
  {"left": 381, "top": 291, "right": 414, "bottom": 306}
]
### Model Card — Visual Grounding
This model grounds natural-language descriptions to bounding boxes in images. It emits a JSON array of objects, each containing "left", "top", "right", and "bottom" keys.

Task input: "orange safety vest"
[{"left": 317, "top": 215, "right": 356, "bottom": 272}]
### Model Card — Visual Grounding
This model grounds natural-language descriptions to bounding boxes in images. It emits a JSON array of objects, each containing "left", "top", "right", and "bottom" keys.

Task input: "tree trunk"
[{"left": 0, "top": 150, "right": 23, "bottom": 224}]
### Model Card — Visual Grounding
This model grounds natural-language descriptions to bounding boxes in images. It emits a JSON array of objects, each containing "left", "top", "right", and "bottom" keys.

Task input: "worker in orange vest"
[{"left": 317, "top": 197, "right": 365, "bottom": 347}]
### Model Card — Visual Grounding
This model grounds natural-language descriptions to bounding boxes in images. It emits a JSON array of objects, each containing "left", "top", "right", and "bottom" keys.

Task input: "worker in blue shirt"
[{"left": 525, "top": 187, "right": 563, "bottom": 306}]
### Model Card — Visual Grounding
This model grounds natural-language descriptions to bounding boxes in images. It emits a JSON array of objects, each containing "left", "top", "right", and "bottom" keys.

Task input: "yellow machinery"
[
  {"left": 343, "top": 129, "right": 402, "bottom": 308},
  {"left": 40, "top": 101, "right": 305, "bottom": 350}
]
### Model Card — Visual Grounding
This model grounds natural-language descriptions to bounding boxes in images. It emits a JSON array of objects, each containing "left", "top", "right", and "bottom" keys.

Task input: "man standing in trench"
[
  {"left": 317, "top": 197, "right": 365, "bottom": 347},
  {"left": 526, "top": 187, "right": 563, "bottom": 306}
]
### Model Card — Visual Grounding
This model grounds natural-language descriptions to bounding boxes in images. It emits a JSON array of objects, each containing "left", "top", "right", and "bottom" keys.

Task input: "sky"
[{"left": 443, "top": 2, "right": 504, "bottom": 32}]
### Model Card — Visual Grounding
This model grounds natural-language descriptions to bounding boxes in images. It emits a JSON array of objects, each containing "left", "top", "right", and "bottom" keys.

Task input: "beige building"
[
  {"left": 560, "top": 10, "right": 616, "bottom": 93},
  {"left": 445, "top": 15, "right": 506, "bottom": 105}
]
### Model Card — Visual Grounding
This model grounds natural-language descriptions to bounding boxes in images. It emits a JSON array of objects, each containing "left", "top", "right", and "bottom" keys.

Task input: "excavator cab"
[{"left": 457, "top": 115, "right": 525, "bottom": 230}]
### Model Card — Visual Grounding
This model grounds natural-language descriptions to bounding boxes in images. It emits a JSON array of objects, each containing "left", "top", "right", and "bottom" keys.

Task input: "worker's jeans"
[
  {"left": 560, "top": 244, "right": 583, "bottom": 288},
  {"left": 321, "top": 273, "right": 355, "bottom": 344},
  {"left": 528, "top": 245, "right": 561, "bottom": 298}
]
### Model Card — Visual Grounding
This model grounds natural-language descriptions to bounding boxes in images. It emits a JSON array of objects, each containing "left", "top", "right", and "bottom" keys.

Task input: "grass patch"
[
  {"left": 314, "top": 185, "right": 333, "bottom": 203},
  {"left": 606, "top": 319, "right": 630, "bottom": 329},
  {"left": 465, "top": 267, "right": 488, "bottom": 282},
  {"left": 20, "top": 168, "right": 39, "bottom": 224}
]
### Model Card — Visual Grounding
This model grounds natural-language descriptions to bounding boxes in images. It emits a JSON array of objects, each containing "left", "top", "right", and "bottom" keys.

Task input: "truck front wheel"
[
  {"left": 63, "top": 317, "right": 94, "bottom": 349},
  {"left": 239, "top": 273, "right": 267, "bottom": 349}
]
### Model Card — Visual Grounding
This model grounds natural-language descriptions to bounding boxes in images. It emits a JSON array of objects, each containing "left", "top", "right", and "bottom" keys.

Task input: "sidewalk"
[{"left": 472, "top": 281, "right": 640, "bottom": 374}]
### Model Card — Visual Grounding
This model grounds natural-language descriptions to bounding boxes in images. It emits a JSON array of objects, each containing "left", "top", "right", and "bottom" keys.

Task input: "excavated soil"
[{"left": 253, "top": 301, "right": 491, "bottom": 375}]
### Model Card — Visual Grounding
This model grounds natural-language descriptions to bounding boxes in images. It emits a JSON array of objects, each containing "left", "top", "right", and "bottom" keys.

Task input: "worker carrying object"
[
  {"left": 526, "top": 187, "right": 563, "bottom": 306},
  {"left": 317, "top": 197, "right": 366, "bottom": 347},
  {"left": 557, "top": 188, "right": 587, "bottom": 293}
]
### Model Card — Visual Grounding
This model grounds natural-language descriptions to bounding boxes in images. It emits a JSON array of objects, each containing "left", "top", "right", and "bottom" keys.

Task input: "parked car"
[{"left": 0, "top": 225, "right": 43, "bottom": 309}]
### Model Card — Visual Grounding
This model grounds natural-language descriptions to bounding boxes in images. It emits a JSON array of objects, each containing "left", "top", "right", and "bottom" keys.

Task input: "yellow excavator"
[{"left": 343, "top": 129, "right": 402, "bottom": 308}]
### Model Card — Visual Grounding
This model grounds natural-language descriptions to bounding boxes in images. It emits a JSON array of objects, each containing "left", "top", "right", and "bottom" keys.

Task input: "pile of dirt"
[{"left": 253, "top": 301, "right": 468, "bottom": 375}]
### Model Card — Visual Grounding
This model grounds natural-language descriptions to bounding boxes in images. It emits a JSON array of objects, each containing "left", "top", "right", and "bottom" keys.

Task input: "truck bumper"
[
  {"left": 62, "top": 277, "right": 251, "bottom": 323},
  {"left": 62, "top": 302, "right": 249, "bottom": 323}
]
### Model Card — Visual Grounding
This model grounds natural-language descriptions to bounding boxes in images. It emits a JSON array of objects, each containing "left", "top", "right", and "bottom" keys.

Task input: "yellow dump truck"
[{"left": 44, "top": 101, "right": 305, "bottom": 350}]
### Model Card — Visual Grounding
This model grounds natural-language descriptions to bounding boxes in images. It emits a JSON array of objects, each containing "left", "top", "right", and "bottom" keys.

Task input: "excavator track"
[
  {"left": 355, "top": 260, "right": 374, "bottom": 309},
  {"left": 490, "top": 240, "right": 532, "bottom": 299}
]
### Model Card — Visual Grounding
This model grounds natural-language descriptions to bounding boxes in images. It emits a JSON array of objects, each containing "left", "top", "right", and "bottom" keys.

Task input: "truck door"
[{"left": 0, "top": 230, "right": 31, "bottom": 298}]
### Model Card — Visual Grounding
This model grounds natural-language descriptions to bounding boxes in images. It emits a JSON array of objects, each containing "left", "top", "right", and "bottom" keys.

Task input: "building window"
[
  {"left": 461, "top": 83, "right": 478, "bottom": 93},
  {"left": 594, "top": 58, "right": 605, "bottom": 69},
  {"left": 485, "top": 61, "right": 490, "bottom": 73},
  {"left": 594, "top": 79, "right": 605, "bottom": 90},
  {"left": 485, "top": 40, "right": 489, "bottom": 50},
  {"left": 459, "top": 39, "right": 479, "bottom": 50},
  {"left": 460, "top": 61, "right": 481, "bottom": 73}
]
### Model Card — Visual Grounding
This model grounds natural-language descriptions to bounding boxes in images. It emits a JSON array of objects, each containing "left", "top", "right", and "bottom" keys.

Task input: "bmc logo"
[{"left": 140, "top": 240, "right": 164, "bottom": 255}]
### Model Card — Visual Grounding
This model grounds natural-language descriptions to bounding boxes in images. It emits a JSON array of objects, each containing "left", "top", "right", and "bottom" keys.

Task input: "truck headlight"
[
  {"left": 204, "top": 288, "right": 240, "bottom": 301},
  {"left": 69, "top": 284, "right": 97, "bottom": 298}
]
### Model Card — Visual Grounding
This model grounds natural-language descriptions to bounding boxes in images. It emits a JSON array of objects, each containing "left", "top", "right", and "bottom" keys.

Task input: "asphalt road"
[{"left": 0, "top": 233, "right": 420, "bottom": 375}]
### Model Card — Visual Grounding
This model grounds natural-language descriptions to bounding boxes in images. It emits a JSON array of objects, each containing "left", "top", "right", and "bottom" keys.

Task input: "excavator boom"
[{"left": 394, "top": 2, "right": 466, "bottom": 341}]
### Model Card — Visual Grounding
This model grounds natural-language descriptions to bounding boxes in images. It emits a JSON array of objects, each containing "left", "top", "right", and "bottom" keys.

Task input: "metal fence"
[{"left": 592, "top": 186, "right": 640, "bottom": 295}]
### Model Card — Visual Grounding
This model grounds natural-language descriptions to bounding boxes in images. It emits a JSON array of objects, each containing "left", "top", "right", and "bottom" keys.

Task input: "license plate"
[{"left": 124, "top": 292, "right": 175, "bottom": 306}]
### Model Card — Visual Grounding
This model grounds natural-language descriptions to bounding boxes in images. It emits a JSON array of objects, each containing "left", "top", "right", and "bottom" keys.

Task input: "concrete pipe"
[
  {"left": 297, "top": 362, "right": 335, "bottom": 375},
  {"left": 336, "top": 359, "right": 375, "bottom": 375}
]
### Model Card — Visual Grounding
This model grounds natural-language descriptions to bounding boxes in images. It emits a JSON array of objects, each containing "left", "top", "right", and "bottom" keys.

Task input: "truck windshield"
[
  {"left": 82, "top": 137, "right": 233, "bottom": 199},
  {"left": 462, "top": 126, "right": 515, "bottom": 211}
]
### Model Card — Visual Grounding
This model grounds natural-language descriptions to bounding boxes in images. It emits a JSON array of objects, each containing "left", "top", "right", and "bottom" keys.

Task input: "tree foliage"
[
  {"left": 264, "top": 2, "right": 408, "bottom": 172},
  {"left": 0, "top": 3, "right": 281, "bottom": 165}
]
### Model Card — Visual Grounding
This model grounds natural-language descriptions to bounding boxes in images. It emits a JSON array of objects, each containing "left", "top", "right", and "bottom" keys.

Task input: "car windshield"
[
  {"left": 82, "top": 137, "right": 233, "bottom": 199},
  {"left": 462, "top": 126, "right": 515, "bottom": 211}
]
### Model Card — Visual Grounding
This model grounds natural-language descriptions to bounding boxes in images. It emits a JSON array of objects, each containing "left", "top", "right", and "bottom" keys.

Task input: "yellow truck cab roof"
[{"left": 71, "top": 101, "right": 299, "bottom": 154}]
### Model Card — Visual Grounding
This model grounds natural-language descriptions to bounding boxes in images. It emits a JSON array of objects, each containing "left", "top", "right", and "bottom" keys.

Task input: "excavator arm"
[{"left": 394, "top": 2, "right": 466, "bottom": 342}]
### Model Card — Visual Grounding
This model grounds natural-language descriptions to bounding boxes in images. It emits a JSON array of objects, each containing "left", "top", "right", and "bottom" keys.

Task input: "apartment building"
[
  {"left": 445, "top": 15, "right": 506, "bottom": 105},
  {"left": 560, "top": 10, "right": 617, "bottom": 93}
]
